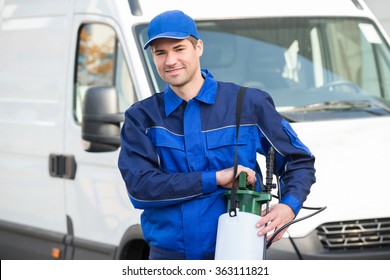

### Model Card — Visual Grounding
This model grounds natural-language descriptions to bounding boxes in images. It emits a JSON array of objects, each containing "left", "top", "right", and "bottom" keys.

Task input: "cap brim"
[{"left": 143, "top": 32, "right": 190, "bottom": 49}]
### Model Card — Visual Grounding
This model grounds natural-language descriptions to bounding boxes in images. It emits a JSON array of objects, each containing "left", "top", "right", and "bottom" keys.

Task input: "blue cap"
[{"left": 143, "top": 10, "right": 200, "bottom": 50}]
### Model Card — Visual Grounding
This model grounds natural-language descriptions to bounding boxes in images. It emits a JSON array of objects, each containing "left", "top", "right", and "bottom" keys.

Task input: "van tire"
[{"left": 116, "top": 225, "right": 149, "bottom": 260}]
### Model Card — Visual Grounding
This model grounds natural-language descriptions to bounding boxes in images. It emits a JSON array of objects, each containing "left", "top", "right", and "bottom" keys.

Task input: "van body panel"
[
  {"left": 0, "top": 0, "right": 69, "bottom": 234},
  {"left": 365, "top": 0, "right": 390, "bottom": 37},
  {"left": 138, "top": 0, "right": 368, "bottom": 18},
  {"left": 289, "top": 117, "right": 390, "bottom": 237},
  {"left": 1, "top": 0, "right": 389, "bottom": 259}
]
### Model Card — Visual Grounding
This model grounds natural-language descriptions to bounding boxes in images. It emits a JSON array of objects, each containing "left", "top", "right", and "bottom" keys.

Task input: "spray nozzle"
[{"left": 264, "top": 147, "right": 276, "bottom": 193}]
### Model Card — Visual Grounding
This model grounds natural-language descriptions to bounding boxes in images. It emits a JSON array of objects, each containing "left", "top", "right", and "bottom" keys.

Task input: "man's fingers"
[
  {"left": 257, "top": 221, "right": 276, "bottom": 236},
  {"left": 236, "top": 165, "right": 256, "bottom": 184},
  {"left": 256, "top": 214, "right": 271, "bottom": 228}
]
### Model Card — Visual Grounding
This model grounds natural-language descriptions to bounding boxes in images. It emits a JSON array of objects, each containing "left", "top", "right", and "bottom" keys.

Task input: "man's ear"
[{"left": 196, "top": 39, "right": 204, "bottom": 57}]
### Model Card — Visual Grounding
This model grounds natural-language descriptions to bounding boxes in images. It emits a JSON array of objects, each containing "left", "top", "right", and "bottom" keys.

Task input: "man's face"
[{"left": 151, "top": 37, "right": 203, "bottom": 88}]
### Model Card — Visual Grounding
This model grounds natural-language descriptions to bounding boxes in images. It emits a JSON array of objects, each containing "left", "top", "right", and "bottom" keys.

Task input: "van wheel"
[
  {"left": 116, "top": 225, "right": 149, "bottom": 259},
  {"left": 119, "top": 239, "right": 149, "bottom": 260}
]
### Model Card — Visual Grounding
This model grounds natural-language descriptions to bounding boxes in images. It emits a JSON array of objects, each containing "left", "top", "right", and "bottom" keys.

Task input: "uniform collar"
[{"left": 164, "top": 69, "right": 217, "bottom": 116}]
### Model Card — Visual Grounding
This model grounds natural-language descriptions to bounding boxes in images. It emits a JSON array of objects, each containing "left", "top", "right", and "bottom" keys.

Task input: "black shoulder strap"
[{"left": 229, "top": 86, "right": 247, "bottom": 217}]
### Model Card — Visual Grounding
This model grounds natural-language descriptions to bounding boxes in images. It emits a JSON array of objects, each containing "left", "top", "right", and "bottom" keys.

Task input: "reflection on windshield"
[{"left": 138, "top": 17, "right": 390, "bottom": 121}]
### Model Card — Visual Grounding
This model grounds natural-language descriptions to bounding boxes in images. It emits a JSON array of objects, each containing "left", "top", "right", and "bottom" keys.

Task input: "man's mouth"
[{"left": 165, "top": 67, "right": 183, "bottom": 74}]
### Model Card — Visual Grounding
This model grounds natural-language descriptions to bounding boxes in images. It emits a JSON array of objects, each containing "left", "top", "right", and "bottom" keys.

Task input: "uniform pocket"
[
  {"left": 148, "top": 127, "right": 185, "bottom": 151},
  {"left": 206, "top": 126, "right": 248, "bottom": 149},
  {"left": 147, "top": 127, "right": 186, "bottom": 172},
  {"left": 205, "top": 126, "right": 248, "bottom": 170}
]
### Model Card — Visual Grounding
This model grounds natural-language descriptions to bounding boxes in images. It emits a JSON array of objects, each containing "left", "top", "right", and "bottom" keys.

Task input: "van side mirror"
[{"left": 81, "top": 86, "right": 124, "bottom": 152}]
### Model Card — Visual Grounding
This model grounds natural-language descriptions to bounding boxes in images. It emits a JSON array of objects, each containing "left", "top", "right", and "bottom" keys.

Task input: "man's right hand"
[{"left": 216, "top": 165, "right": 256, "bottom": 189}]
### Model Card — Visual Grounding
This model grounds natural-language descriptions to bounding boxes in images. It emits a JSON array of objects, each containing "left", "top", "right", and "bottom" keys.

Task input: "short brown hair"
[{"left": 187, "top": 36, "right": 198, "bottom": 48}]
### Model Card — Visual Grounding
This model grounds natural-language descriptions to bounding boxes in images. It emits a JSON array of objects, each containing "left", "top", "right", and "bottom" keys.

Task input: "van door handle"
[{"left": 49, "top": 154, "right": 77, "bottom": 179}]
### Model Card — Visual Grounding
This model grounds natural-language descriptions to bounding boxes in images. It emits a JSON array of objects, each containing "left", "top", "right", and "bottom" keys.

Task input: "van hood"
[{"left": 282, "top": 117, "right": 390, "bottom": 238}]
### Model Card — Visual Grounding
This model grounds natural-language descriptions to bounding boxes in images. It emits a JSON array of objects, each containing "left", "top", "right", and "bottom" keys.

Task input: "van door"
[
  {"left": 63, "top": 16, "right": 140, "bottom": 259},
  {"left": 0, "top": 3, "right": 68, "bottom": 259}
]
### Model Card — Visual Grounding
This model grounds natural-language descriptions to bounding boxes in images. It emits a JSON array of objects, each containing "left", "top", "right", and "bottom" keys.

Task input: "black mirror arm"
[{"left": 83, "top": 113, "right": 124, "bottom": 124}]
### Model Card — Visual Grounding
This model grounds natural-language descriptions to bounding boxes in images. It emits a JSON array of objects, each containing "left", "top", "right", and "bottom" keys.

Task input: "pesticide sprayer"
[
  {"left": 214, "top": 147, "right": 276, "bottom": 260},
  {"left": 214, "top": 146, "right": 327, "bottom": 260}
]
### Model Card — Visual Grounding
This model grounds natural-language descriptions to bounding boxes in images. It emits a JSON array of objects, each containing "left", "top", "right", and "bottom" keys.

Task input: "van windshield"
[{"left": 137, "top": 17, "right": 390, "bottom": 122}]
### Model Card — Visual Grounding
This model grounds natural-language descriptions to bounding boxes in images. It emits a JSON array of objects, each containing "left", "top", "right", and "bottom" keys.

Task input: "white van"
[{"left": 1, "top": 0, "right": 390, "bottom": 260}]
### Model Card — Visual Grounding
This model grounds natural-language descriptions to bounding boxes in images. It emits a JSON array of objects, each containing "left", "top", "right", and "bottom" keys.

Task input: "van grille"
[{"left": 317, "top": 218, "right": 390, "bottom": 250}]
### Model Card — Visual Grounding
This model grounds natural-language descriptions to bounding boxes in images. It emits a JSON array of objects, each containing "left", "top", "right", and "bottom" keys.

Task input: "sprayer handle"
[{"left": 238, "top": 172, "right": 254, "bottom": 190}]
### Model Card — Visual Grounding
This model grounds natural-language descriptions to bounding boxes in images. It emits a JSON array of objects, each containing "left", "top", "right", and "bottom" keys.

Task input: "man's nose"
[{"left": 165, "top": 51, "right": 177, "bottom": 65}]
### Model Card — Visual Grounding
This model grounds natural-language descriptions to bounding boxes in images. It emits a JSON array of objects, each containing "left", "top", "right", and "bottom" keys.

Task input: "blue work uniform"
[{"left": 118, "top": 69, "right": 316, "bottom": 260}]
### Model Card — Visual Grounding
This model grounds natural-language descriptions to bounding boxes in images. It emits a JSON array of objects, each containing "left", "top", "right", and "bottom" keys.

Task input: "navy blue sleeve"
[{"left": 118, "top": 105, "right": 217, "bottom": 209}]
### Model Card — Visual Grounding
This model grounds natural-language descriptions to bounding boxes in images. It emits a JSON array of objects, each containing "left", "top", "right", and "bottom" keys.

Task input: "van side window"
[{"left": 74, "top": 23, "right": 137, "bottom": 123}]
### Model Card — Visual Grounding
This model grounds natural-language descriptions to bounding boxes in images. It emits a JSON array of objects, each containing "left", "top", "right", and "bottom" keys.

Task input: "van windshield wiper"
[{"left": 281, "top": 99, "right": 390, "bottom": 115}]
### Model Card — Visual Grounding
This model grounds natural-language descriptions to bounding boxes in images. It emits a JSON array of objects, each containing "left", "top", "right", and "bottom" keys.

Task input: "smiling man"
[{"left": 118, "top": 10, "right": 316, "bottom": 260}]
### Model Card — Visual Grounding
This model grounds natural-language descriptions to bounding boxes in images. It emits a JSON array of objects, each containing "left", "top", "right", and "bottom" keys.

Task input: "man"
[{"left": 118, "top": 10, "right": 316, "bottom": 260}]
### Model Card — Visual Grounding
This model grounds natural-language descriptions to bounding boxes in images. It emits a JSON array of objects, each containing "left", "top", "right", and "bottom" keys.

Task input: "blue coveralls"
[{"left": 118, "top": 69, "right": 316, "bottom": 259}]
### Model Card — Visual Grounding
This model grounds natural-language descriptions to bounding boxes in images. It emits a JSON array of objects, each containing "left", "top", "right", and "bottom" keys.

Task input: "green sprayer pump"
[{"left": 225, "top": 171, "right": 273, "bottom": 216}]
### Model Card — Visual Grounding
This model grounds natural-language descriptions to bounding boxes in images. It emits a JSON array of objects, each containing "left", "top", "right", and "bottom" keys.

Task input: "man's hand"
[
  {"left": 216, "top": 165, "right": 256, "bottom": 189},
  {"left": 256, "top": 204, "right": 295, "bottom": 243}
]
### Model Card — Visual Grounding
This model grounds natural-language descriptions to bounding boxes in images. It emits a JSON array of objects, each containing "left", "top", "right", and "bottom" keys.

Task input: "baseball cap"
[{"left": 143, "top": 10, "right": 200, "bottom": 50}]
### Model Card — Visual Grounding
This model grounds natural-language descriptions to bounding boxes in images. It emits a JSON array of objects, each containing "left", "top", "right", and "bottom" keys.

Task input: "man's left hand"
[{"left": 256, "top": 204, "right": 295, "bottom": 243}]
